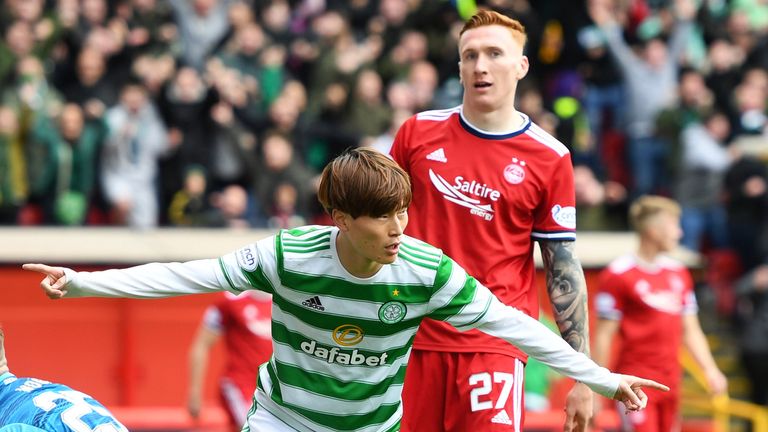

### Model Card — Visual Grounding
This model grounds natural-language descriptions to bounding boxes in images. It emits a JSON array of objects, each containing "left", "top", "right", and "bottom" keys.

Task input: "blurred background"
[{"left": 1, "top": 0, "right": 767, "bottom": 430}]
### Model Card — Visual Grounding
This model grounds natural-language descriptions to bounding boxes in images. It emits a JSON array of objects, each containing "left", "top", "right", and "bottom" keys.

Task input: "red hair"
[{"left": 460, "top": 9, "right": 527, "bottom": 48}]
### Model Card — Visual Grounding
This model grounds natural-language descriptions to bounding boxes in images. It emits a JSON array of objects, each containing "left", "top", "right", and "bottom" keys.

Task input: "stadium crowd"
[{"left": 0, "top": 0, "right": 765, "bottom": 249}]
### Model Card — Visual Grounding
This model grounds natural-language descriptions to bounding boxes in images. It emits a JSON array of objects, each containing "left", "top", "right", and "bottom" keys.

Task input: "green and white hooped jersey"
[
  {"left": 218, "top": 225, "right": 492, "bottom": 432},
  {"left": 64, "top": 225, "right": 619, "bottom": 432}
]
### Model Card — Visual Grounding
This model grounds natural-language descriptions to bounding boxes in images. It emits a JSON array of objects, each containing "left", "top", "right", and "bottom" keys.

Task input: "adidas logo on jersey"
[
  {"left": 302, "top": 296, "right": 325, "bottom": 311},
  {"left": 426, "top": 148, "right": 447, "bottom": 163},
  {"left": 490, "top": 409, "right": 512, "bottom": 425}
]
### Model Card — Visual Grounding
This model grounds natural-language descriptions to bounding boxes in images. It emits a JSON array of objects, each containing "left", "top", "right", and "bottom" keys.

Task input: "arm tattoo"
[{"left": 540, "top": 240, "right": 590, "bottom": 355}]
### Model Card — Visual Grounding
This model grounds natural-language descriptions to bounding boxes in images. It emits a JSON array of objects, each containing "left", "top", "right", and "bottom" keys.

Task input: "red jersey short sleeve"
[
  {"left": 527, "top": 124, "right": 577, "bottom": 241},
  {"left": 596, "top": 255, "right": 697, "bottom": 391},
  {"left": 390, "top": 106, "right": 576, "bottom": 359}
]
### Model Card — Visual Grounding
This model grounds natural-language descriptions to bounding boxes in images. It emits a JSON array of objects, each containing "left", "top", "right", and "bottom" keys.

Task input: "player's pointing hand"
[
  {"left": 22, "top": 263, "right": 68, "bottom": 299},
  {"left": 613, "top": 375, "right": 670, "bottom": 412}
]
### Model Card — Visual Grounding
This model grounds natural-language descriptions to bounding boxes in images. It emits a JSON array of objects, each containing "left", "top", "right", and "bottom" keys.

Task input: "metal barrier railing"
[{"left": 680, "top": 349, "right": 768, "bottom": 432}]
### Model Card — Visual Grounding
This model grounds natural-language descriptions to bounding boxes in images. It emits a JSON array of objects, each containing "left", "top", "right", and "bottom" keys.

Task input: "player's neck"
[
  {"left": 636, "top": 241, "right": 661, "bottom": 264},
  {"left": 462, "top": 104, "right": 523, "bottom": 133},
  {"left": 335, "top": 233, "right": 384, "bottom": 278}
]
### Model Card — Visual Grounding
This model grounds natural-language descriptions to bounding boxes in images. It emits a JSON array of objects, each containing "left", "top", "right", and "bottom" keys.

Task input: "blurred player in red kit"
[
  {"left": 594, "top": 196, "right": 727, "bottom": 431},
  {"left": 187, "top": 291, "right": 272, "bottom": 430}
]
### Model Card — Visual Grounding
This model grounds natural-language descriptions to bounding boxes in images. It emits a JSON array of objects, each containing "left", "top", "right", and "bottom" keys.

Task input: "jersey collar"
[{"left": 458, "top": 106, "right": 531, "bottom": 140}]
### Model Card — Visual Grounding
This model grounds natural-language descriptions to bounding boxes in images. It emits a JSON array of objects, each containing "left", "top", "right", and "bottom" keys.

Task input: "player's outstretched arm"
[
  {"left": 22, "top": 263, "right": 68, "bottom": 299},
  {"left": 23, "top": 259, "right": 232, "bottom": 299},
  {"left": 613, "top": 375, "right": 670, "bottom": 411}
]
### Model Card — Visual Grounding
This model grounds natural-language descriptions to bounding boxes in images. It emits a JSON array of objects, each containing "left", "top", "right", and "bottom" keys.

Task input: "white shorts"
[
  {"left": 243, "top": 389, "right": 313, "bottom": 432},
  {"left": 245, "top": 406, "right": 293, "bottom": 431}
]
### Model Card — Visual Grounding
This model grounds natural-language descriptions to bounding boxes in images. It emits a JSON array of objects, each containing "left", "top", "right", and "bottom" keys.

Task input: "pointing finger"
[
  {"left": 22, "top": 263, "right": 61, "bottom": 277},
  {"left": 636, "top": 379, "right": 669, "bottom": 392}
]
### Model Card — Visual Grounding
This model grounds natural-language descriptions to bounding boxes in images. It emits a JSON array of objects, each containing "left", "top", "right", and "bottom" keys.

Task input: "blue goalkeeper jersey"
[{"left": 0, "top": 373, "right": 127, "bottom": 431}]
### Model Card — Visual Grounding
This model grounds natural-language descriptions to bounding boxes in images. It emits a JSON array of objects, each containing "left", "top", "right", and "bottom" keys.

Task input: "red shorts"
[
  {"left": 401, "top": 350, "right": 525, "bottom": 432},
  {"left": 617, "top": 388, "right": 679, "bottom": 432}
]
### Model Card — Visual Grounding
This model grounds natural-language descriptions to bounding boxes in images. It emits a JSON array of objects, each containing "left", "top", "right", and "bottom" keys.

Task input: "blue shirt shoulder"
[{"left": 0, "top": 373, "right": 127, "bottom": 432}]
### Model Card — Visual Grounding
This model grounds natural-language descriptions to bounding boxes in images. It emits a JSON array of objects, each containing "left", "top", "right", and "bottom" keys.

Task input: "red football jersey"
[
  {"left": 596, "top": 254, "right": 697, "bottom": 390},
  {"left": 391, "top": 106, "right": 577, "bottom": 359},
  {"left": 203, "top": 291, "right": 273, "bottom": 394}
]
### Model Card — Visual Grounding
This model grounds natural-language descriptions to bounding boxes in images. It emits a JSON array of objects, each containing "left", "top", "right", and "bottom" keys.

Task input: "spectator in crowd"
[
  {"left": 187, "top": 291, "right": 272, "bottom": 430},
  {"left": 302, "top": 81, "right": 361, "bottom": 171},
  {"left": 131, "top": 51, "right": 176, "bottom": 96},
  {"left": 8, "top": 56, "right": 64, "bottom": 119},
  {"left": 208, "top": 101, "right": 258, "bottom": 190},
  {"left": 386, "top": 80, "right": 416, "bottom": 113},
  {"left": 675, "top": 110, "right": 733, "bottom": 251},
  {"left": 157, "top": 66, "right": 218, "bottom": 210},
  {"left": 0, "top": 327, "right": 129, "bottom": 431},
  {"left": 406, "top": 60, "right": 439, "bottom": 112},
  {"left": 266, "top": 182, "right": 307, "bottom": 229},
  {"left": 259, "top": 0, "right": 292, "bottom": 46},
  {"left": 377, "top": 29, "right": 428, "bottom": 84},
  {"left": 29, "top": 103, "right": 107, "bottom": 225},
  {"left": 0, "top": 22, "right": 42, "bottom": 86},
  {"left": 655, "top": 68, "right": 716, "bottom": 182},
  {"left": 594, "top": 195, "right": 728, "bottom": 431},
  {"left": 77, "top": 0, "right": 110, "bottom": 38},
  {"left": 3, "top": 0, "right": 46, "bottom": 26},
  {"left": 77, "top": 20, "right": 127, "bottom": 71},
  {"left": 206, "top": 184, "right": 252, "bottom": 229},
  {"left": 168, "top": 0, "right": 232, "bottom": 71},
  {"left": 590, "top": 0, "right": 697, "bottom": 198},
  {"left": 101, "top": 81, "right": 171, "bottom": 229},
  {"left": 574, "top": 164, "right": 628, "bottom": 231},
  {"left": 253, "top": 131, "right": 315, "bottom": 225},
  {"left": 124, "top": 0, "right": 176, "bottom": 56},
  {"left": 225, "top": 1, "right": 254, "bottom": 35},
  {"left": 167, "top": 165, "right": 211, "bottom": 227},
  {"left": 704, "top": 38, "right": 745, "bottom": 117},
  {"left": 730, "top": 68, "right": 768, "bottom": 138},
  {"left": 214, "top": 22, "right": 270, "bottom": 104},
  {"left": 59, "top": 46, "right": 118, "bottom": 117},
  {"left": 346, "top": 68, "right": 391, "bottom": 138}
]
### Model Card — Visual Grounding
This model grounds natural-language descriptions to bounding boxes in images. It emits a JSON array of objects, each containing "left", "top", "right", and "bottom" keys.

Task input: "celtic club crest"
[{"left": 378, "top": 301, "right": 406, "bottom": 324}]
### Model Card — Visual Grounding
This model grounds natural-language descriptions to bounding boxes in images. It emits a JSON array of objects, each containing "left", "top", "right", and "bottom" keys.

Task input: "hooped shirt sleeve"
[
  {"left": 215, "top": 236, "right": 280, "bottom": 294},
  {"left": 531, "top": 152, "right": 576, "bottom": 242},
  {"left": 426, "top": 254, "right": 489, "bottom": 324}
]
